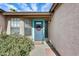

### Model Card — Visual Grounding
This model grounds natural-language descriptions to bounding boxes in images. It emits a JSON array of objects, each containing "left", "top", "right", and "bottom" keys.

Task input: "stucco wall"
[
  {"left": 0, "top": 13, "right": 5, "bottom": 33},
  {"left": 49, "top": 3, "right": 79, "bottom": 56}
]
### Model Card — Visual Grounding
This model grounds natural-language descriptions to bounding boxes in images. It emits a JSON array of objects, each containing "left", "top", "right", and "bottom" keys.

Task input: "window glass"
[
  {"left": 45, "top": 21, "right": 48, "bottom": 38},
  {"left": 11, "top": 27, "right": 19, "bottom": 34},
  {"left": 11, "top": 18, "right": 20, "bottom": 27},
  {"left": 10, "top": 18, "right": 20, "bottom": 34},
  {"left": 24, "top": 28, "right": 31, "bottom": 36},
  {"left": 24, "top": 20, "right": 31, "bottom": 36}
]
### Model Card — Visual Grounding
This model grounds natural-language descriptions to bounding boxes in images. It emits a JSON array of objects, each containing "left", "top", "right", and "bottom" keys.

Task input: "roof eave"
[
  {"left": 49, "top": 3, "right": 58, "bottom": 13},
  {"left": 3, "top": 12, "right": 51, "bottom": 16}
]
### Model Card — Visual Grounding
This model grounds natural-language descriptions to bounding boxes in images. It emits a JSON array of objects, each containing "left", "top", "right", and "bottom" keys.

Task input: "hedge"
[{"left": 0, "top": 33, "right": 34, "bottom": 56}]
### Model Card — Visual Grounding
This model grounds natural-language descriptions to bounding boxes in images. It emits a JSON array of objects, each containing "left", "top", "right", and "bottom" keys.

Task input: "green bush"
[{"left": 0, "top": 33, "right": 34, "bottom": 56}]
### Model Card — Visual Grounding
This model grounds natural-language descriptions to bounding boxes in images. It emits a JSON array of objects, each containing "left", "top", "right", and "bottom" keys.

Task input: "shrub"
[{"left": 0, "top": 34, "right": 34, "bottom": 56}]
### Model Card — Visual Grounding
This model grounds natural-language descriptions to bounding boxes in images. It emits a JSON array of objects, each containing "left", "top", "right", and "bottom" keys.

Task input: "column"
[
  {"left": 20, "top": 19, "right": 24, "bottom": 35},
  {"left": 6, "top": 20, "right": 10, "bottom": 35}
]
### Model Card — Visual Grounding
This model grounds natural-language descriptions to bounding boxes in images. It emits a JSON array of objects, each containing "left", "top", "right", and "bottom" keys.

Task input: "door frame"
[{"left": 32, "top": 18, "right": 45, "bottom": 41}]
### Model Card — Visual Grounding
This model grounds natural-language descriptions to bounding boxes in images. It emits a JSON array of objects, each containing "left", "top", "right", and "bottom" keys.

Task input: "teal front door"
[{"left": 32, "top": 19, "right": 45, "bottom": 41}]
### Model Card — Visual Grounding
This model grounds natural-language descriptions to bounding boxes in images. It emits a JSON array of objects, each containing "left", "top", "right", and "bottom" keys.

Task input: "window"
[
  {"left": 45, "top": 21, "right": 48, "bottom": 38},
  {"left": 24, "top": 20, "right": 31, "bottom": 36},
  {"left": 35, "top": 21, "right": 43, "bottom": 31},
  {"left": 10, "top": 18, "right": 20, "bottom": 34}
]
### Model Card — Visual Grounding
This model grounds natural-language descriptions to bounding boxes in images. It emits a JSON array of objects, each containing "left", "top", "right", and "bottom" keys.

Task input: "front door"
[{"left": 33, "top": 20, "right": 45, "bottom": 41}]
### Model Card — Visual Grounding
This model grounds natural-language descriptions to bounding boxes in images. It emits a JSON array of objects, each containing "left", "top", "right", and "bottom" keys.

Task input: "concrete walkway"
[{"left": 30, "top": 41, "right": 56, "bottom": 56}]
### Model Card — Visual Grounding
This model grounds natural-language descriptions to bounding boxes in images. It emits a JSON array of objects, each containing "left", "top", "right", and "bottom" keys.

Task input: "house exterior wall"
[
  {"left": 49, "top": 3, "right": 79, "bottom": 55},
  {"left": 0, "top": 13, "right": 5, "bottom": 33}
]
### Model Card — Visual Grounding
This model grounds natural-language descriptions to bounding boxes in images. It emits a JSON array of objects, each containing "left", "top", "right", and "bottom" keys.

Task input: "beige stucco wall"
[
  {"left": 49, "top": 3, "right": 79, "bottom": 56},
  {"left": 0, "top": 13, "right": 5, "bottom": 33}
]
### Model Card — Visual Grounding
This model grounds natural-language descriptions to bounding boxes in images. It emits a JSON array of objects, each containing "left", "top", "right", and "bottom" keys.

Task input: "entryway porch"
[{"left": 30, "top": 41, "right": 56, "bottom": 56}]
